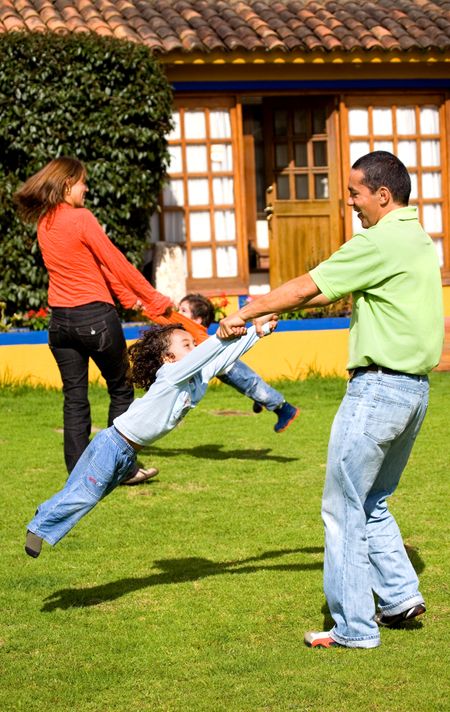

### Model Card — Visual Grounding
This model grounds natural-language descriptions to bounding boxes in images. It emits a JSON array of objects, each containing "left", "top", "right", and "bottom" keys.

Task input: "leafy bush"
[{"left": 0, "top": 31, "right": 173, "bottom": 314}]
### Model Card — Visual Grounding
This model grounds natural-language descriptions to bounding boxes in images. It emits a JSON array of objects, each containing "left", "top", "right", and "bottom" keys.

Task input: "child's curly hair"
[{"left": 128, "top": 324, "right": 186, "bottom": 390}]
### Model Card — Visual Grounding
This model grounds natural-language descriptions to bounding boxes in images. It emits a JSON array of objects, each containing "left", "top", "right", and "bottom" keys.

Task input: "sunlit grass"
[{"left": 1, "top": 374, "right": 449, "bottom": 711}]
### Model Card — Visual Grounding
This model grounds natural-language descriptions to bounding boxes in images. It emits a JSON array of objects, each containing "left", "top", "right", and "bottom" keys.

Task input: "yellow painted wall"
[
  {"left": 3, "top": 284, "right": 449, "bottom": 388},
  {"left": 0, "top": 328, "right": 349, "bottom": 388}
]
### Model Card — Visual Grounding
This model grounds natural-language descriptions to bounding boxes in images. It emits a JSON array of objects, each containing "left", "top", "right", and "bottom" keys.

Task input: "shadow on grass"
[
  {"left": 41, "top": 546, "right": 323, "bottom": 612},
  {"left": 143, "top": 443, "right": 298, "bottom": 463}
]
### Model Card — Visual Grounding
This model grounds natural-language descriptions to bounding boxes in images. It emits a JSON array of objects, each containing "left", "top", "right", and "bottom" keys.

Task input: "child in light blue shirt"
[{"left": 25, "top": 316, "right": 276, "bottom": 557}]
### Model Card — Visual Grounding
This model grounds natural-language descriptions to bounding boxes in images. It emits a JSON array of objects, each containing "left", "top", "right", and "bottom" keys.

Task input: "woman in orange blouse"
[{"left": 14, "top": 157, "right": 204, "bottom": 481}]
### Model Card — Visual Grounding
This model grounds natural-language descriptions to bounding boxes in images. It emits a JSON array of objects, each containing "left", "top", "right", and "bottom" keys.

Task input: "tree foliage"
[{"left": 0, "top": 31, "right": 173, "bottom": 313}]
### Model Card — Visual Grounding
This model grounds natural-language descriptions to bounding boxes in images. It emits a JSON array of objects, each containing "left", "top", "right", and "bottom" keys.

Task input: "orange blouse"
[{"left": 38, "top": 203, "right": 171, "bottom": 318}]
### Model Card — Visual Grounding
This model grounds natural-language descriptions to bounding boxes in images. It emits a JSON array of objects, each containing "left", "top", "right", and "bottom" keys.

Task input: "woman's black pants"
[{"left": 48, "top": 302, "right": 134, "bottom": 473}]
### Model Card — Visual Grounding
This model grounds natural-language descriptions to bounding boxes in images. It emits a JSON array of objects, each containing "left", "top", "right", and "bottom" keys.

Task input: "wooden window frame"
[
  {"left": 158, "top": 95, "right": 248, "bottom": 295},
  {"left": 340, "top": 93, "right": 450, "bottom": 281}
]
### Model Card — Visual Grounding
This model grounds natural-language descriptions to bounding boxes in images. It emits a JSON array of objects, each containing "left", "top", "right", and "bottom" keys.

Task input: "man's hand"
[{"left": 217, "top": 313, "right": 247, "bottom": 339}]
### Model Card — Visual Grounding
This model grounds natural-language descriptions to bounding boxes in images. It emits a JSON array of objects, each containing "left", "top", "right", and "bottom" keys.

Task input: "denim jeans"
[
  {"left": 218, "top": 360, "right": 284, "bottom": 411},
  {"left": 322, "top": 370, "right": 429, "bottom": 648},
  {"left": 49, "top": 302, "right": 134, "bottom": 473},
  {"left": 28, "top": 426, "right": 136, "bottom": 545}
]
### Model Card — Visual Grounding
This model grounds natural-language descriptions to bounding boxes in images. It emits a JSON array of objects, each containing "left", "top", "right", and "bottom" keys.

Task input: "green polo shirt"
[{"left": 309, "top": 206, "right": 444, "bottom": 374}]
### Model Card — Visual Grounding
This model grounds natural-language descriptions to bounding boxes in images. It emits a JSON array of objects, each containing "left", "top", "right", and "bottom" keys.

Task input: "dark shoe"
[
  {"left": 252, "top": 401, "right": 263, "bottom": 414},
  {"left": 274, "top": 402, "right": 300, "bottom": 433},
  {"left": 304, "top": 631, "right": 340, "bottom": 648},
  {"left": 375, "top": 603, "right": 426, "bottom": 628},
  {"left": 120, "top": 465, "right": 159, "bottom": 486},
  {"left": 25, "top": 530, "right": 43, "bottom": 558}
]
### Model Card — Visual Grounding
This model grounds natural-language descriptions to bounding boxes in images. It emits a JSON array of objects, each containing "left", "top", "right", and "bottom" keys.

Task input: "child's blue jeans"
[
  {"left": 218, "top": 360, "right": 284, "bottom": 410},
  {"left": 27, "top": 426, "right": 136, "bottom": 545}
]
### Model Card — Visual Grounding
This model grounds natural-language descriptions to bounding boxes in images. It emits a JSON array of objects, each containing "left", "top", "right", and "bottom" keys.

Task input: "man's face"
[{"left": 347, "top": 168, "right": 383, "bottom": 229}]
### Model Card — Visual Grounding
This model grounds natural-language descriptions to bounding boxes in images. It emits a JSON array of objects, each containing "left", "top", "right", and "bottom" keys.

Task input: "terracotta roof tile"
[{"left": 1, "top": 0, "right": 450, "bottom": 56}]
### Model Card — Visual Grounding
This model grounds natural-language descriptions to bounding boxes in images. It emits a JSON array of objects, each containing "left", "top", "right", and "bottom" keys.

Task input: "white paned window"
[
  {"left": 189, "top": 212, "right": 211, "bottom": 242},
  {"left": 184, "top": 111, "right": 206, "bottom": 139},
  {"left": 210, "top": 144, "right": 233, "bottom": 171},
  {"left": 350, "top": 141, "right": 370, "bottom": 164},
  {"left": 191, "top": 247, "right": 213, "bottom": 278},
  {"left": 423, "top": 204, "right": 443, "bottom": 233},
  {"left": 163, "top": 180, "right": 184, "bottom": 207},
  {"left": 168, "top": 111, "right": 181, "bottom": 141},
  {"left": 150, "top": 212, "right": 160, "bottom": 243},
  {"left": 422, "top": 173, "right": 442, "bottom": 199},
  {"left": 374, "top": 140, "right": 393, "bottom": 153},
  {"left": 396, "top": 107, "right": 416, "bottom": 134},
  {"left": 348, "top": 108, "right": 368, "bottom": 135},
  {"left": 433, "top": 239, "right": 444, "bottom": 266},
  {"left": 216, "top": 246, "right": 238, "bottom": 277},
  {"left": 420, "top": 106, "right": 439, "bottom": 134},
  {"left": 397, "top": 140, "right": 417, "bottom": 167},
  {"left": 373, "top": 108, "right": 392, "bottom": 135},
  {"left": 188, "top": 179, "right": 209, "bottom": 206},
  {"left": 346, "top": 99, "right": 446, "bottom": 272},
  {"left": 168, "top": 145, "right": 182, "bottom": 173},
  {"left": 186, "top": 145, "right": 208, "bottom": 173},
  {"left": 164, "top": 212, "right": 185, "bottom": 242},
  {"left": 215, "top": 210, "right": 235, "bottom": 241},
  {"left": 352, "top": 211, "right": 363, "bottom": 234},
  {"left": 210, "top": 110, "right": 232, "bottom": 138},
  {"left": 161, "top": 104, "right": 239, "bottom": 286},
  {"left": 213, "top": 177, "right": 234, "bottom": 204},
  {"left": 421, "top": 140, "right": 440, "bottom": 166}
]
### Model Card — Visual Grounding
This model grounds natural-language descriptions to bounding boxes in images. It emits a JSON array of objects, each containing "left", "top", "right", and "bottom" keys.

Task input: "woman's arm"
[{"left": 81, "top": 210, "right": 172, "bottom": 317}]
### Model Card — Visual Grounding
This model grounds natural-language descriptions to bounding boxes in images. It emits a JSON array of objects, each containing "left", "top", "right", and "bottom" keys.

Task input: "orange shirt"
[{"left": 37, "top": 203, "right": 171, "bottom": 317}]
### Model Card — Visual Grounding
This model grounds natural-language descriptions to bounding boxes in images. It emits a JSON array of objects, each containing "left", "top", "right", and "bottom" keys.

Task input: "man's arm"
[{"left": 218, "top": 273, "right": 323, "bottom": 337}]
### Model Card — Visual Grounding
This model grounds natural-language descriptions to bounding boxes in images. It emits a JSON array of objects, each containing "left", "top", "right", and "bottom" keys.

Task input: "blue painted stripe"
[
  {"left": 208, "top": 317, "right": 350, "bottom": 333},
  {"left": 0, "top": 317, "right": 350, "bottom": 345},
  {"left": 172, "top": 79, "right": 450, "bottom": 92}
]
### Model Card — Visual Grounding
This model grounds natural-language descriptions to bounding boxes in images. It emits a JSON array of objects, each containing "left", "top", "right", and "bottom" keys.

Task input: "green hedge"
[{"left": 0, "top": 31, "right": 173, "bottom": 314}]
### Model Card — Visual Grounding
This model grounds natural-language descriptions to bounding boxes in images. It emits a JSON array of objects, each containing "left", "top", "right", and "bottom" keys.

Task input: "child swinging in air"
[{"left": 25, "top": 315, "right": 278, "bottom": 558}]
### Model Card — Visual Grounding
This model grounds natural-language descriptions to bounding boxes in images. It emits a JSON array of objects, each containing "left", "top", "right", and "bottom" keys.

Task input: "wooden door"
[{"left": 264, "top": 99, "right": 342, "bottom": 288}]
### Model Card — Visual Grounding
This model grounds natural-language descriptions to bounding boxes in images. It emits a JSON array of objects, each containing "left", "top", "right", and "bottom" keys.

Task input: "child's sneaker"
[
  {"left": 252, "top": 401, "right": 263, "bottom": 413},
  {"left": 274, "top": 402, "right": 300, "bottom": 432},
  {"left": 25, "top": 530, "right": 43, "bottom": 558}
]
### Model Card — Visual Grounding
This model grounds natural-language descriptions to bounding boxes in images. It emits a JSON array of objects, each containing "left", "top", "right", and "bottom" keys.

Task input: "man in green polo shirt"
[{"left": 218, "top": 151, "right": 444, "bottom": 649}]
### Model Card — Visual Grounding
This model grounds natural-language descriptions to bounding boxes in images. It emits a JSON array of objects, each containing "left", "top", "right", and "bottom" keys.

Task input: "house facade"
[{"left": 2, "top": 0, "right": 450, "bottom": 305}]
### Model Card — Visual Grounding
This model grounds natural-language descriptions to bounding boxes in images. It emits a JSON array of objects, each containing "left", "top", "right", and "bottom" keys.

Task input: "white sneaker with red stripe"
[{"left": 304, "top": 631, "right": 340, "bottom": 648}]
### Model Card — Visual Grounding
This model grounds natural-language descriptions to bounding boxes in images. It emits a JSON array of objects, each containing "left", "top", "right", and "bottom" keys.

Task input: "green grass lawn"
[{"left": 1, "top": 374, "right": 449, "bottom": 711}]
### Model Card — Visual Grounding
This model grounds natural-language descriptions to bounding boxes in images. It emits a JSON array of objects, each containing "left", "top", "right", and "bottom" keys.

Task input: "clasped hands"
[{"left": 217, "top": 312, "right": 278, "bottom": 339}]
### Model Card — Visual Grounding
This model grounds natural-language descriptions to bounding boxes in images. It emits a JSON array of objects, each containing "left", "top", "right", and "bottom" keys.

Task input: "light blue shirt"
[{"left": 114, "top": 325, "right": 268, "bottom": 446}]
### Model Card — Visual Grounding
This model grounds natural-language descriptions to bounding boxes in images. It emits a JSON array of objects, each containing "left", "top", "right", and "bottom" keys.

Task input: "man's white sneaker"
[{"left": 304, "top": 631, "right": 340, "bottom": 648}]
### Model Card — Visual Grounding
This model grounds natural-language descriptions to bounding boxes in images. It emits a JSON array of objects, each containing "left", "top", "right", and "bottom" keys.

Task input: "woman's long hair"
[{"left": 13, "top": 156, "right": 86, "bottom": 224}]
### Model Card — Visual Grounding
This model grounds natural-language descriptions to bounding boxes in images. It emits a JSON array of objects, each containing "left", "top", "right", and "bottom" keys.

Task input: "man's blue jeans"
[
  {"left": 322, "top": 370, "right": 429, "bottom": 648},
  {"left": 218, "top": 360, "right": 284, "bottom": 410},
  {"left": 27, "top": 427, "right": 136, "bottom": 546}
]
